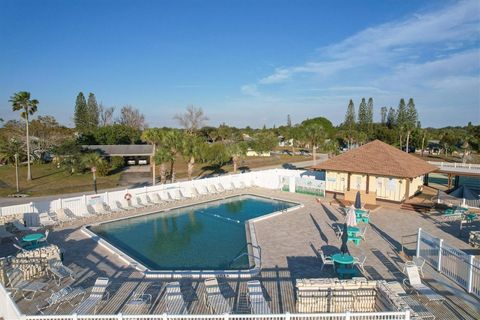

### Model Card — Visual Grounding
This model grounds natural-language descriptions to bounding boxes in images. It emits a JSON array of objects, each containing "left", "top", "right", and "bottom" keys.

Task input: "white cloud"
[
  {"left": 240, "top": 84, "right": 260, "bottom": 96},
  {"left": 258, "top": 0, "right": 480, "bottom": 84}
]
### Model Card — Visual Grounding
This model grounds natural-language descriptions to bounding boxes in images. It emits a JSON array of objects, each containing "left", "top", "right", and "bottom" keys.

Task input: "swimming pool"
[{"left": 88, "top": 194, "right": 297, "bottom": 271}]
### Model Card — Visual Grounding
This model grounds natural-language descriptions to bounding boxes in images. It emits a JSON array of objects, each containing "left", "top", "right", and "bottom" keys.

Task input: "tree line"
[{"left": 1, "top": 90, "right": 479, "bottom": 185}]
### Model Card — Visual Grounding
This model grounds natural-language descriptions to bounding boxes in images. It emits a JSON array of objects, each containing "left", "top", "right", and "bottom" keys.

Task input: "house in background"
[{"left": 311, "top": 140, "right": 437, "bottom": 203}]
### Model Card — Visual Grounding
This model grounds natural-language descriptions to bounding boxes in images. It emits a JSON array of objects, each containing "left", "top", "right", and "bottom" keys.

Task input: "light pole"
[
  {"left": 91, "top": 166, "right": 97, "bottom": 194},
  {"left": 14, "top": 153, "right": 19, "bottom": 193}
]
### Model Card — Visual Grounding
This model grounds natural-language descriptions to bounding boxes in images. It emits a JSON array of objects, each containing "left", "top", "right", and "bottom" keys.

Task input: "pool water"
[{"left": 89, "top": 194, "right": 296, "bottom": 270}]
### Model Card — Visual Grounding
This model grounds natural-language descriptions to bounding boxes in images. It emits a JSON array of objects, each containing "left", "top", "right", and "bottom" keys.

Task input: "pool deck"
[{"left": 2, "top": 188, "right": 480, "bottom": 319}]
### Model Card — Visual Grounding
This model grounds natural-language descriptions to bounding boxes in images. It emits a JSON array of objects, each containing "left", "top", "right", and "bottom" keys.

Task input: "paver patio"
[{"left": 1, "top": 188, "right": 479, "bottom": 319}]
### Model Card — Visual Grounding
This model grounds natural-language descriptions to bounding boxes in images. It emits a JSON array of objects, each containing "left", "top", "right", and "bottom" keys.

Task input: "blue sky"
[{"left": 0, "top": 0, "right": 479, "bottom": 128}]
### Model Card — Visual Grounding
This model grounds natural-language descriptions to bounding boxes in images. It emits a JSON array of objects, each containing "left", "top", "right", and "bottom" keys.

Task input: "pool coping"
[{"left": 81, "top": 192, "right": 303, "bottom": 279}]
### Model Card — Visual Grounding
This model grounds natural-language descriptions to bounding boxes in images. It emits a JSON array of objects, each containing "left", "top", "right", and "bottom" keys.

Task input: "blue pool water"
[{"left": 89, "top": 194, "right": 296, "bottom": 270}]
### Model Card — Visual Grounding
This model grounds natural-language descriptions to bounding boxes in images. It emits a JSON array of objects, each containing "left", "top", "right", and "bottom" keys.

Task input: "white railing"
[
  {"left": 428, "top": 161, "right": 480, "bottom": 172},
  {"left": 22, "top": 313, "right": 411, "bottom": 320},
  {"left": 0, "top": 169, "right": 310, "bottom": 219},
  {"left": 416, "top": 228, "right": 479, "bottom": 299},
  {"left": 0, "top": 284, "right": 411, "bottom": 320},
  {"left": 0, "top": 282, "right": 23, "bottom": 320}
]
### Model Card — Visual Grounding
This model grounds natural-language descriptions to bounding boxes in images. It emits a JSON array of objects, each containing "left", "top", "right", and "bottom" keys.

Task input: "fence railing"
[
  {"left": 416, "top": 228, "right": 479, "bottom": 299},
  {"left": 22, "top": 313, "right": 411, "bottom": 320},
  {"left": 428, "top": 161, "right": 480, "bottom": 172},
  {"left": 0, "top": 169, "right": 314, "bottom": 220}
]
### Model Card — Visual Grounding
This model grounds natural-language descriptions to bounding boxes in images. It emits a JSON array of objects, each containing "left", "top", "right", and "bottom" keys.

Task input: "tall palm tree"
[
  {"left": 81, "top": 152, "right": 106, "bottom": 193},
  {"left": 182, "top": 134, "right": 205, "bottom": 180},
  {"left": 302, "top": 124, "right": 325, "bottom": 164},
  {"left": 142, "top": 128, "right": 164, "bottom": 185},
  {"left": 9, "top": 91, "right": 39, "bottom": 180},
  {"left": 227, "top": 142, "right": 247, "bottom": 173},
  {"left": 161, "top": 130, "right": 183, "bottom": 183},
  {"left": 155, "top": 148, "right": 173, "bottom": 184}
]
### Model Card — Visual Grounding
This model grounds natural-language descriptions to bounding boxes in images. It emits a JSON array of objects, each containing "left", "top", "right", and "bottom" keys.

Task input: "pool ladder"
[{"left": 227, "top": 243, "right": 262, "bottom": 269}]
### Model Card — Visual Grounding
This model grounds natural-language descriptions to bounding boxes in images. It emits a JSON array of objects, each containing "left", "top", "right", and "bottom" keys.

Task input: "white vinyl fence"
[
  {"left": 0, "top": 169, "right": 314, "bottom": 221},
  {"left": 416, "top": 228, "right": 480, "bottom": 299},
  {"left": 0, "top": 283, "right": 410, "bottom": 320}
]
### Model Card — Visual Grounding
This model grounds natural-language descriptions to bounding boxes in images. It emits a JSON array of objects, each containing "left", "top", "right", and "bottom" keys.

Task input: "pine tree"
[
  {"left": 87, "top": 93, "right": 99, "bottom": 129},
  {"left": 396, "top": 98, "right": 407, "bottom": 149},
  {"left": 386, "top": 107, "right": 396, "bottom": 129},
  {"left": 380, "top": 107, "right": 388, "bottom": 125},
  {"left": 404, "top": 98, "right": 418, "bottom": 153},
  {"left": 358, "top": 97, "right": 367, "bottom": 132},
  {"left": 343, "top": 99, "right": 356, "bottom": 149},
  {"left": 74, "top": 92, "right": 89, "bottom": 133},
  {"left": 344, "top": 99, "right": 356, "bottom": 129},
  {"left": 366, "top": 97, "right": 374, "bottom": 134}
]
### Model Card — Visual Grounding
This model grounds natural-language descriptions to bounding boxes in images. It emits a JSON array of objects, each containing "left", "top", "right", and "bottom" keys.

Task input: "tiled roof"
[{"left": 311, "top": 140, "right": 437, "bottom": 178}]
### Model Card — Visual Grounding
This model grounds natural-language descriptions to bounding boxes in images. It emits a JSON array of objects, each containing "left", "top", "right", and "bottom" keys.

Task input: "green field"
[{"left": 0, "top": 164, "right": 122, "bottom": 197}]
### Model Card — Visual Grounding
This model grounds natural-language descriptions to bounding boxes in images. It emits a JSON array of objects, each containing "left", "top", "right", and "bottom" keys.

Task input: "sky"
[{"left": 0, "top": 0, "right": 479, "bottom": 128}]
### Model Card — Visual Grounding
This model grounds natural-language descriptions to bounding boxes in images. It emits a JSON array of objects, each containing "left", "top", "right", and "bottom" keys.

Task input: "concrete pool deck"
[{"left": 1, "top": 188, "right": 479, "bottom": 318}]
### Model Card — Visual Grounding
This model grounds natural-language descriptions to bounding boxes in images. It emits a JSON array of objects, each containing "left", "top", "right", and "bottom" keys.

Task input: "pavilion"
[
  {"left": 311, "top": 140, "right": 437, "bottom": 203},
  {"left": 82, "top": 144, "right": 154, "bottom": 166}
]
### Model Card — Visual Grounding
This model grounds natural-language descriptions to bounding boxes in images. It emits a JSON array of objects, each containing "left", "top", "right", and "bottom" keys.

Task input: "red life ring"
[{"left": 124, "top": 193, "right": 132, "bottom": 201}]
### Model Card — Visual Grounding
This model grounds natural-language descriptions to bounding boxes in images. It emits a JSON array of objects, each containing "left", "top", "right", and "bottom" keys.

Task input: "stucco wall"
[{"left": 324, "top": 170, "right": 425, "bottom": 202}]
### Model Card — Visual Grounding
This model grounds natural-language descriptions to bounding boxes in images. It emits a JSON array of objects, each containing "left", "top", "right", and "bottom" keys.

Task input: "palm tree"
[
  {"left": 182, "top": 135, "right": 205, "bottom": 180},
  {"left": 81, "top": 152, "right": 106, "bottom": 193},
  {"left": 155, "top": 148, "right": 173, "bottom": 184},
  {"left": 227, "top": 142, "right": 247, "bottom": 173},
  {"left": 142, "top": 128, "right": 164, "bottom": 185},
  {"left": 302, "top": 124, "right": 325, "bottom": 164},
  {"left": 161, "top": 130, "right": 183, "bottom": 183},
  {"left": 9, "top": 91, "right": 39, "bottom": 180}
]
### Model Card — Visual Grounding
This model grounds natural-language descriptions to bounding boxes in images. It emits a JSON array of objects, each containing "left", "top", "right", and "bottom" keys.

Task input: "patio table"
[
  {"left": 22, "top": 233, "right": 44, "bottom": 248},
  {"left": 331, "top": 253, "right": 355, "bottom": 265},
  {"left": 464, "top": 213, "right": 476, "bottom": 223},
  {"left": 332, "top": 253, "right": 356, "bottom": 279}
]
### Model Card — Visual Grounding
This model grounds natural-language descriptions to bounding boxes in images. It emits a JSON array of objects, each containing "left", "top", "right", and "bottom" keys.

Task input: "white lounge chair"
[
  {"left": 216, "top": 184, "right": 227, "bottom": 193},
  {"left": 207, "top": 185, "right": 219, "bottom": 194},
  {"left": 48, "top": 258, "right": 75, "bottom": 286},
  {"left": 6, "top": 268, "right": 47, "bottom": 300},
  {"left": 93, "top": 202, "right": 111, "bottom": 215},
  {"left": 220, "top": 182, "right": 234, "bottom": 193},
  {"left": 169, "top": 190, "right": 184, "bottom": 201},
  {"left": 135, "top": 195, "right": 150, "bottom": 208},
  {"left": 319, "top": 250, "right": 334, "bottom": 271},
  {"left": 204, "top": 278, "right": 231, "bottom": 314},
  {"left": 123, "top": 290, "right": 152, "bottom": 314},
  {"left": 39, "top": 212, "right": 57, "bottom": 227},
  {"left": 195, "top": 186, "right": 209, "bottom": 197},
  {"left": 55, "top": 208, "right": 75, "bottom": 224},
  {"left": 403, "top": 264, "right": 444, "bottom": 302},
  {"left": 118, "top": 200, "right": 136, "bottom": 211},
  {"left": 179, "top": 189, "right": 193, "bottom": 199},
  {"left": 159, "top": 192, "right": 175, "bottom": 203},
  {"left": 73, "top": 277, "right": 110, "bottom": 314},
  {"left": 247, "top": 280, "right": 271, "bottom": 314},
  {"left": 37, "top": 285, "right": 86, "bottom": 314},
  {"left": 165, "top": 282, "right": 188, "bottom": 314},
  {"left": 153, "top": 193, "right": 167, "bottom": 205},
  {"left": 353, "top": 255, "right": 367, "bottom": 272}
]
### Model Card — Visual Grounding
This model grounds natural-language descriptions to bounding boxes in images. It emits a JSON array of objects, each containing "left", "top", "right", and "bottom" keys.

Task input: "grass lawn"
[
  {"left": 0, "top": 155, "right": 311, "bottom": 197},
  {"left": 167, "top": 154, "right": 313, "bottom": 180},
  {"left": 0, "top": 164, "right": 122, "bottom": 197}
]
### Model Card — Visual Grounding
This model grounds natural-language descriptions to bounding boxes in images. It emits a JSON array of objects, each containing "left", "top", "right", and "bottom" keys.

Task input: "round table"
[
  {"left": 22, "top": 233, "right": 44, "bottom": 242},
  {"left": 22, "top": 233, "right": 45, "bottom": 248},
  {"left": 331, "top": 253, "right": 355, "bottom": 265},
  {"left": 465, "top": 213, "right": 477, "bottom": 223}
]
